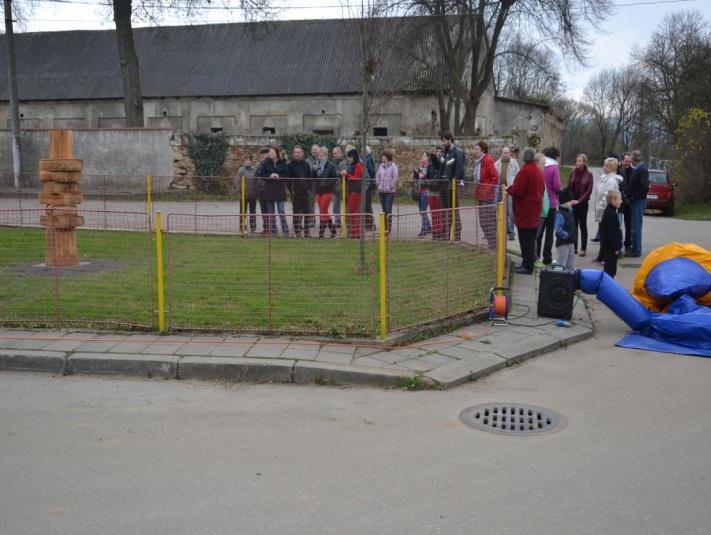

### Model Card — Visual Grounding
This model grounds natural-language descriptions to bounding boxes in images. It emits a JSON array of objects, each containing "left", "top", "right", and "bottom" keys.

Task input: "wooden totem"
[{"left": 39, "top": 130, "right": 85, "bottom": 267}]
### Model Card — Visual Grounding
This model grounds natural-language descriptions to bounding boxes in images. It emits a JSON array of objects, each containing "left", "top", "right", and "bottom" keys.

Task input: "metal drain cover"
[{"left": 460, "top": 403, "right": 566, "bottom": 436}]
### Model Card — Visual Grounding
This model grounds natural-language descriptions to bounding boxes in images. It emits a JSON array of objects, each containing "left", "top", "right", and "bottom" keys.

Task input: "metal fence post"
[
  {"left": 240, "top": 175, "right": 246, "bottom": 234},
  {"left": 341, "top": 176, "right": 347, "bottom": 238},
  {"left": 379, "top": 212, "right": 388, "bottom": 338},
  {"left": 496, "top": 192, "right": 507, "bottom": 293},
  {"left": 146, "top": 175, "right": 153, "bottom": 230},
  {"left": 155, "top": 211, "right": 166, "bottom": 333},
  {"left": 450, "top": 178, "right": 457, "bottom": 241}
]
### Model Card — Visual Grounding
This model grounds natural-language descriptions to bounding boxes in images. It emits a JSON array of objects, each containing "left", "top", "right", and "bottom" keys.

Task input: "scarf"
[{"left": 570, "top": 166, "right": 587, "bottom": 194}]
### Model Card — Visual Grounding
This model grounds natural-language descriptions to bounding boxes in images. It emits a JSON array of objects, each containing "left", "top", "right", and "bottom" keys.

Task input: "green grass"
[
  {"left": 560, "top": 165, "right": 573, "bottom": 188},
  {"left": 675, "top": 202, "right": 711, "bottom": 221},
  {"left": 0, "top": 228, "right": 495, "bottom": 337}
]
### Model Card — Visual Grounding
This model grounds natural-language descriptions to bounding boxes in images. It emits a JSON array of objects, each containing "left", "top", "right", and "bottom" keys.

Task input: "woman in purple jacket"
[
  {"left": 536, "top": 147, "right": 562, "bottom": 265},
  {"left": 376, "top": 149, "right": 399, "bottom": 234},
  {"left": 567, "top": 153, "right": 593, "bottom": 257}
]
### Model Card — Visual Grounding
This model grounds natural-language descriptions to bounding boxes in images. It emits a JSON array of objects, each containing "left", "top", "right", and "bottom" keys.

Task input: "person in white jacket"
[
  {"left": 593, "top": 157, "right": 622, "bottom": 263},
  {"left": 495, "top": 146, "right": 520, "bottom": 240}
]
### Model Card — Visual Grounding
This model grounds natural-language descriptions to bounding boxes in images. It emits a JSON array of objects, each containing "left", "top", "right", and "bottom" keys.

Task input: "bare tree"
[
  {"left": 494, "top": 32, "right": 561, "bottom": 102},
  {"left": 583, "top": 68, "right": 616, "bottom": 158},
  {"left": 109, "top": 0, "right": 274, "bottom": 127},
  {"left": 403, "top": 0, "right": 609, "bottom": 135},
  {"left": 632, "top": 10, "right": 711, "bottom": 144}
]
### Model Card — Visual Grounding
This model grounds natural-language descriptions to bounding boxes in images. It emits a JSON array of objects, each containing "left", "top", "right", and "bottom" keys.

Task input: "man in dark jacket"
[
  {"left": 256, "top": 147, "right": 289, "bottom": 236},
  {"left": 625, "top": 150, "right": 649, "bottom": 257},
  {"left": 287, "top": 145, "right": 314, "bottom": 237},
  {"left": 440, "top": 132, "right": 465, "bottom": 240},
  {"left": 618, "top": 152, "right": 634, "bottom": 253}
]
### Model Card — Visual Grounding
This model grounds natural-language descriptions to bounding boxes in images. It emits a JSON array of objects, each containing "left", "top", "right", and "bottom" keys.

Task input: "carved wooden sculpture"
[{"left": 39, "top": 130, "right": 85, "bottom": 266}]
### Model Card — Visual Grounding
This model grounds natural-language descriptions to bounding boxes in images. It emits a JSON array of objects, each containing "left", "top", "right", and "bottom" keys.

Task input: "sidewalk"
[{"left": 0, "top": 269, "right": 593, "bottom": 388}]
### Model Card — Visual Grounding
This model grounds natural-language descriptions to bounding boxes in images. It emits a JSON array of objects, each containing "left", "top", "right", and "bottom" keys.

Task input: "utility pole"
[{"left": 4, "top": 0, "right": 22, "bottom": 189}]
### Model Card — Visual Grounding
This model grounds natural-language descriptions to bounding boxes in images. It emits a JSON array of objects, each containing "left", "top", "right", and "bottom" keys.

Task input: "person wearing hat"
[{"left": 554, "top": 188, "right": 578, "bottom": 270}]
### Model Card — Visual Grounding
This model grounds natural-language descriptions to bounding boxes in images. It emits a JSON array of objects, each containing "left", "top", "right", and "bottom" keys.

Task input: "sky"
[{"left": 9, "top": 0, "right": 711, "bottom": 100}]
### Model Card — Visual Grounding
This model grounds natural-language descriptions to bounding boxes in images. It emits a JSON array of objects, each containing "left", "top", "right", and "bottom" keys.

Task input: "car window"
[{"left": 649, "top": 171, "right": 667, "bottom": 184}]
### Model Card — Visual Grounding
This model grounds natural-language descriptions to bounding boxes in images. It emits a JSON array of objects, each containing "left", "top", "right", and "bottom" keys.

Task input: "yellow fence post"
[
  {"left": 379, "top": 212, "right": 388, "bottom": 338},
  {"left": 341, "top": 176, "right": 347, "bottom": 238},
  {"left": 450, "top": 178, "right": 457, "bottom": 241},
  {"left": 146, "top": 175, "right": 153, "bottom": 230},
  {"left": 496, "top": 192, "right": 507, "bottom": 294},
  {"left": 240, "top": 175, "right": 246, "bottom": 234},
  {"left": 155, "top": 211, "right": 166, "bottom": 333}
]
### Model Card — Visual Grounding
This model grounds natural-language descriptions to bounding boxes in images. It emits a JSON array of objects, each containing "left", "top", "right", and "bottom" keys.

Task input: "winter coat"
[
  {"left": 474, "top": 153, "right": 499, "bottom": 202},
  {"left": 286, "top": 159, "right": 313, "bottom": 196},
  {"left": 600, "top": 204, "right": 622, "bottom": 254},
  {"left": 345, "top": 162, "right": 364, "bottom": 194},
  {"left": 626, "top": 163, "right": 650, "bottom": 202},
  {"left": 314, "top": 160, "right": 339, "bottom": 194},
  {"left": 507, "top": 161, "right": 545, "bottom": 229},
  {"left": 426, "top": 154, "right": 446, "bottom": 194},
  {"left": 440, "top": 145, "right": 466, "bottom": 182},
  {"left": 376, "top": 162, "right": 399, "bottom": 193},
  {"left": 256, "top": 158, "right": 288, "bottom": 202},
  {"left": 495, "top": 158, "right": 519, "bottom": 188},
  {"left": 555, "top": 206, "right": 576, "bottom": 247},
  {"left": 236, "top": 164, "right": 258, "bottom": 200},
  {"left": 595, "top": 172, "right": 622, "bottom": 222},
  {"left": 568, "top": 167, "right": 593, "bottom": 204},
  {"left": 543, "top": 158, "right": 562, "bottom": 209}
]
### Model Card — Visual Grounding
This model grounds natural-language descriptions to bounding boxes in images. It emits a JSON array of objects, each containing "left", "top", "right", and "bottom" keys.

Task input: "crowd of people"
[
  {"left": 235, "top": 135, "right": 651, "bottom": 279},
  {"left": 506, "top": 147, "right": 649, "bottom": 279}
]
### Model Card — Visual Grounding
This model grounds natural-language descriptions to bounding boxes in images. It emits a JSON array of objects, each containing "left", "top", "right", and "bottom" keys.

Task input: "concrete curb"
[
  {"left": 68, "top": 353, "right": 178, "bottom": 379},
  {"left": 0, "top": 349, "right": 66, "bottom": 374},
  {"left": 178, "top": 357, "right": 295, "bottom": 383},
  {"left": 293, "top": 361, "right": 415, "bottom": 386}
]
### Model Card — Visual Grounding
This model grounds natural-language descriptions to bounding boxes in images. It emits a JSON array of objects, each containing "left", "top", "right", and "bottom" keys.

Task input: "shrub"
[
  {"left": 187, "top": 133, "right": 229, "bottom": 193},
  {"left": 674, "top": 108, "right": 711, "bottom": 203},
  {"left": 279, "top": 133, "right": 339, "bottom": 156}
]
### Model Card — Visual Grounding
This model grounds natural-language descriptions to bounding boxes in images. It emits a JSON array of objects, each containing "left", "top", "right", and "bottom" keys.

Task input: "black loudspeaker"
[{"left": 538, "top": 267, "right": 575, "bottom": 319}]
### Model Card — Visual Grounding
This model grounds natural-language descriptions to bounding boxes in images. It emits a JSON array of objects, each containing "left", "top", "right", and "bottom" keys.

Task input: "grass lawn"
[
  {"left": 675, "top": 202, "right": 711, "bottom": 221},
  {"left": 1, "top": 228, "right": 495, "bottom": 337}
]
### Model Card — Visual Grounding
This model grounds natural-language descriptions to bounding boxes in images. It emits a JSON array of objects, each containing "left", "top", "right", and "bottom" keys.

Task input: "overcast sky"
[{"left": 12, "top": 0, "right": 711, "bottom": 100}]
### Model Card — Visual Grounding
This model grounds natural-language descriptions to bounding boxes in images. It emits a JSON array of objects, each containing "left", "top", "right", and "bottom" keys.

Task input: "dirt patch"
[{"left": 9, "top": 260, "right": 127, "bottom": 278}]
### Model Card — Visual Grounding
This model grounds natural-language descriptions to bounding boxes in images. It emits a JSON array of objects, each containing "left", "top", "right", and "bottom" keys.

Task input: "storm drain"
[{"left": 460, "top": 403, "right": 566, "bottom": 436}]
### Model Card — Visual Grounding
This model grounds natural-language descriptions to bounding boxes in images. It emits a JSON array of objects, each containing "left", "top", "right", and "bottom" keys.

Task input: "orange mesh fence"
[
  {"left": 164, "top": 212, "right": 379, "bottom": 336},
  {"left": 0, "top": 209, "right": 154, "bottom": 329},
  {"left": 385, "top": 204, "right": 499, "bottom": 332}
]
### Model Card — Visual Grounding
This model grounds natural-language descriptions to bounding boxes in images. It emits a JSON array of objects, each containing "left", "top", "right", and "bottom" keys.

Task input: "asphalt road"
[{"left": 1, "top": 170, "right": 710, "bottom": 535}]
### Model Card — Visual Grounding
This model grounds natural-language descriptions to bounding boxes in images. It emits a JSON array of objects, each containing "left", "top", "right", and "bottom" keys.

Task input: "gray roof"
[{"left": 0, "top": 18, "right": 430, "bottom": 101}]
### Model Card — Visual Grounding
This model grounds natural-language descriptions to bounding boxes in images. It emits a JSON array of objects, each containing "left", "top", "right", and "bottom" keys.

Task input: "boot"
[
  {"left": 319, "top": 222, "right": 326, "bottom": 238},
  {"left": 294, "top": 221, "right": 302, "bottom": 238},
  {"left": 329, "top": 221, "right": 337, "bottom": 238}
]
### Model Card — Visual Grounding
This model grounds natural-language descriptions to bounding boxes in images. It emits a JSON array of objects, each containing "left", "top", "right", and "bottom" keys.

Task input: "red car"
[{"left": 646, "top": 169, "right": 676, "bottom": 216}]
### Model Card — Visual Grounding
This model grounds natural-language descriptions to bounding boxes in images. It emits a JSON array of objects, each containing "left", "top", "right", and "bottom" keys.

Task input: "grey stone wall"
[{"left": 0, "top": 129, "right": 175, "bottom": 193}]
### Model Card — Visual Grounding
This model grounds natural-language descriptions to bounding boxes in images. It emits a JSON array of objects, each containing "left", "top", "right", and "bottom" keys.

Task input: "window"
[
  {"left": 262, "top": 126, "right": 276, "bottom": 135},
  {"left": 312, "top": 129, "right": 334, "bottom": 135},
  {"left": 373, "top": 127, "right": 388, "bottom": 136},
  {"left": 210, "top": 127, "right": 223, "bottom": 133}
]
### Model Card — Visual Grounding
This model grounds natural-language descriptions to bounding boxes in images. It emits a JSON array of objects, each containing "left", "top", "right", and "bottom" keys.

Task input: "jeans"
[
  {"left": 261, "top": 200, "right": 289, "bottom": 235},
  {"left": 622, "top": 203, "right": 632, "bottom": 249},
  {"left": 572, "top": 201, "right": 588, "bottom": 253},
  {"left": 507, "top": 195, "right": 514, "bottom": 236},
  {"left": 418, "top": 191, "right": 432, "bottom": 233},
  {"left": 242, "top": 198, "right": 257, "bottom": 233},
  {"left": 556, "top": 243, "right": 575, "bottom": 270},
  {"left": 536, "top": 208, "right": 556, "bottom": 264},
  {"left": 478, "top": 200, "right": 498, "bottom": 251},
  {"left": 379, "top": 191, "right": 395, "bottom": 233},
  {"left": 630, "top": 198, "right": 646, "bottom": 254}
]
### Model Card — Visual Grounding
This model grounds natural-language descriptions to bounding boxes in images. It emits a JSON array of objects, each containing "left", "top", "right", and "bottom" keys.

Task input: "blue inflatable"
[{"left": 576, "top": 269, "right": 711, "bottom": 357}]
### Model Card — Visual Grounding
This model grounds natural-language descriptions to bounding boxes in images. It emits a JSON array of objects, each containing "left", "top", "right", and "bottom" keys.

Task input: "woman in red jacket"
[
  {"left": 340, "top": 148, "right": 364, "bottom": 239},
  {"left": 567, "top": 153, "right": 593, "bottom": 257},
  {"left": 473, "top": 141, "right": 499, "bottom": 250},
  {"left": 506, "top": 148, "right": 545, "bottom": 274}
]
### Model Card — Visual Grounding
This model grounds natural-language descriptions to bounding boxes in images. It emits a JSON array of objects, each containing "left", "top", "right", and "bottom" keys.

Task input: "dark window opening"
[
  {"left": 210, "top": 127, "right": 223, "bottom": 133},
  {"left": 262, "top": 126, "right": 276, "bottom": 135},
  {"left": 373, "top": 127, "right": 388, "bottom": 136},
  {"left": 312, "top": 129, "right": 334, "bottom": 135}
]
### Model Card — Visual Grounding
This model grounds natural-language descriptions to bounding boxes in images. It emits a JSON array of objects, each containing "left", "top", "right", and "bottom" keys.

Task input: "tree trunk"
[
  {"left": 4, "top": 0, "right": 22, "bottom": 188},
  {"left": 113, "top": 0, "right": 144, "bottom": 127},
  {"left": 458, "top": 99, "right": 479, "bottom": 136}
]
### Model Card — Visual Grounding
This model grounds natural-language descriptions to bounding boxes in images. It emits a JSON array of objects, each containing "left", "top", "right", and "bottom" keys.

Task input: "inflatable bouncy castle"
[{"left": 575, "top": 243, "right": 711, "bottom": 357}]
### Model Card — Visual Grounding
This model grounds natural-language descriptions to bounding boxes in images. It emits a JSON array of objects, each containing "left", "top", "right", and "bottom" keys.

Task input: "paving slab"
[
  {"left": 0, "top": 349, "right": 67, "bottom": 373},
  {"left": 293, "top": 360, "right": 414, "bottom": 386},
  {"left": 282, "top": 345, "right": 320, "bottom": 360},
  {"left": 397, "top": 358, "right": 436, "bottom": 372},
  {"left": 209, "top": 343, "right": 252, "bottom": 358},
  {"left": 315, "top": 351, "right": 353, "bottom": 365},
  {"left": 76, "top": 341, "right": 119, "bottom": 352},
  {"left": 42, "top": 339, "right": 87, "bottom": 352},
  {"left": 424, "top": 352, "right": 507, "bottom": 388},
  {"left": 245, "top": 343, "right": 286, "bottom": 359},
  {"left": 141, "top": 343, "right": 186, "bottom": 355},
  {"left": 67, "top": 353, "right": 178, "bottom": 379},
  {"left": 176, "top": 343, "right": 222, "bottom": 356},
  {"left": 108, "top": 342, "right": 150, "bottom": 354},
  {"left": 490, "top": 334, "right": 562, "bottom": 364},
  {"left": 178, "top": 356, "right": 294, "bottom": 383}
]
